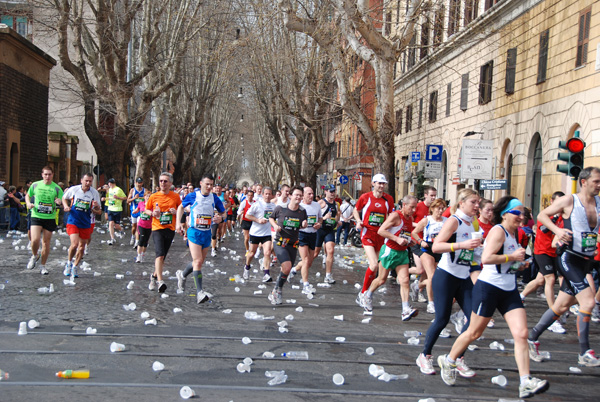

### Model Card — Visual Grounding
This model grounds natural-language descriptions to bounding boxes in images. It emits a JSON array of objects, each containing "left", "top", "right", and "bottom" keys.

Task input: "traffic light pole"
[{"left": 572, "top": 177, "right": 577, "bottom": 194}]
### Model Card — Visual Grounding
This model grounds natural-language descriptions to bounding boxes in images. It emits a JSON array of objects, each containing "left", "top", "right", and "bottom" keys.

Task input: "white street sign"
[
  {"left": 424, "top": 161, "right": 442, "bottom": 178},
  {"left": 461, "top": 139, "right": 493, "bottom": 180}
]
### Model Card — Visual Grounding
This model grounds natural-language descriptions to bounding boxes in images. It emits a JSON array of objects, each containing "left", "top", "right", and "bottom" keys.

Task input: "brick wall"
[{"left": 0, "top": 63, "right": 49, "bottom": 185}]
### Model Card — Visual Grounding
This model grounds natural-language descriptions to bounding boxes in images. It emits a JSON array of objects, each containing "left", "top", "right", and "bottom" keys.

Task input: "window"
[
  {"left": 484, "top": 0, "right": 498, "bottom": 11},
  {"left": 446, "top": 83, "right": 452, "bottom": 117},
  {"left": 429, "top": 91, "right": 438, "bottom": 123},
  {"left": 395, "top": 109, "right": 403, "bottom": 136},
  {"left": 505, "top": 47, "right": 517, "bottom": 94},
  {"left": 385, "top": 12, "right": 392, "bottom": 36},
  {"left": 407, "top": 34, "right": 416, "bottom": 69},
  {"left": 448, "top": 0, "right": 460, "bottom": 37},
  {"left": 0, "top": 15, "right": 29, "bottom": 38},
  {"left": 460, "top": 73, "right": 469, "bottom": 111},
  {"left": 464, "top": 0, "right": 479, "bottom": 26},
  {"left": 479, "top": 61, "right": 493, "bottom": 105},
  {"left": 433, "top": 6, "right": 445, "bottom": 47},
  {"left": 420, "top": 21, "right": 430, "bottom": 59},
  {"left": 406, "top": 105, "right": 413, "bottom": 132},
  {"left": 418, "top": 98, "right": 423, "bottom": 128},
  {"left": 576, "top": 7, "right": 591, "bottom": 68},
  {"left": 537, "top": 30, "right": 549, "bottom": 83}
]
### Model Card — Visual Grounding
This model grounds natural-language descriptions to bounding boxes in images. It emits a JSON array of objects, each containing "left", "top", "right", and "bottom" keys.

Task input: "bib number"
[
  {"left": 368, "top": 212, "right": 385, "bottom": 227},
  {"left": 457, "top": 249, "right": 474, "bottom": 266},
  {"left": 581, "top": 232, "right": 597, "bottom": 253},
  {"left": 283, "top": 217, "right": 300, "bottom": 229},
  {"left": 108, "top": 199, "right": 116, "bottom": 206},
  {"left": 37, "top": 202, "right": 53, "bottom": 214},
  {"left": 159, "top": 213, "right": 173, "bottom": 225},
  {"left": 264, "top": 211, "right": 273, "bottom": 220},
  {"left": 73, "top": 199, "right": 90, "bottom": 212},
  {"left": 140, "top": 212, "right": 151, "bottom": 221},
  {"left": 307, "top": 216, "right": 317, "bottom": 227},
  {"left": 195, "top": 215, "right": 212, "bottom": 229}
]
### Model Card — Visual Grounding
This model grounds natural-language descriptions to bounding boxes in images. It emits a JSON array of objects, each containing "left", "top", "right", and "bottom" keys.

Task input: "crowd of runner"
[{"left": 16, "top": 165, "right": 600, "bottom": 399}]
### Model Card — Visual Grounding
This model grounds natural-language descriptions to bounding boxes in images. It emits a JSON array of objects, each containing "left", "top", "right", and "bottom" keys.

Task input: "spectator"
[
  {"left": 7, "top": 185, "right": 23, "bottom": 230},
  {"left": 0, "top": 181, "right": 7, "bottom": 228}
]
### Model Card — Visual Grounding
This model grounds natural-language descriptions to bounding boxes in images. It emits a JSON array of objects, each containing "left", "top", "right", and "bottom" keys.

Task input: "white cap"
[{"left": 372, "top": 174, "right": 388, "bottom": 183}]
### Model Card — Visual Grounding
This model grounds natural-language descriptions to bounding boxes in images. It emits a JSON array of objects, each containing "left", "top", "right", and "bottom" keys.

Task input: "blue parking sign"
[
  {"left": 426, "top": 145, "right": 443, "bottom": 162},
  {"left": 411, "top": 152, "right": 421, "bottom": 163}
]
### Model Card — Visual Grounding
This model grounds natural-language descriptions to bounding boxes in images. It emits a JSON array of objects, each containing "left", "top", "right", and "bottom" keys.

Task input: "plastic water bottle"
[
  {"left": 404, "top": 330, "right": 421, "bottom": 338},
  {"left": 55, "top": 369, "right": 90, "bottom": 379},
  {"left": 281, "top": 351, "right": 309, "bottom": 360},
  {"left": 0, "top": 369, "right": 9, "bottom": 380}
]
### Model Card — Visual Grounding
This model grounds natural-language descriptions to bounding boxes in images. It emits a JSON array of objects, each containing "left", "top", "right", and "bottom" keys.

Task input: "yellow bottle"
[{"left": 55, "top": 369, "right": 90, "bottom": 379}]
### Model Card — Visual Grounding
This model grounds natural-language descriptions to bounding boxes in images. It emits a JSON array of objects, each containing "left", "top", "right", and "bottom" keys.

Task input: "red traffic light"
[{"left": 566, "top": 137, "right": 585, "bottom": 153}]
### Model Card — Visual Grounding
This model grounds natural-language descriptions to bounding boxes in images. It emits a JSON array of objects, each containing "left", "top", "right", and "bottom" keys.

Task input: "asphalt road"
[{"left": 1, "top": 221, "right": 599, "bottom": 401}]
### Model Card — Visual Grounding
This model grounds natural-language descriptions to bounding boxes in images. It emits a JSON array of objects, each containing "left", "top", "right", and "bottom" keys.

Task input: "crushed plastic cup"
[
  {"left": 127, "top": 281, "right": 134, "bottom": 290},
  {"left": 234, "top": 287, "right": 240, "bottom": 292},
  {"left": 145, "top": 318, "right": 157, "bottom": 326},
  {"left": 18, "top": 321, "right": 27, "bottom": 335},
  {"left": 267, "top": 372, "right": 287, "bottom": 386},
  {"left": 93, "top": 272, "right": 101, "bottom": 277},
  {"left": 540, "top": 351, "right": 551, "bottom": 360},
  {"left": 48, "top": 283, "right": 54, "bottom": 293},
  {"left": 115, "top": 274, "right": 124, "bottom": 279},
  {"left": 407, "top": 337, "right": 420, "bottom": 345},
  {"left": 152, "top": 361, "right": 165, "bottom": 371},
  {"left": 368, "top": 364, "right": 385, "bottom": 377},
  {"left": 489, "top": 341, "right": 505, "bottom": 351},
  {"left": 123, "top": 302, "right": 136, "bottom": 311},
  {"left": 467, "top": 344, "right": 479, "bottom": 351},
  {"left": 295, "top": 306, "right": 303, "bottom": 312},
  {"left": 491, "top": 374, "right": 507, "bottom": 387},
  {"left": 27, "top": 319, "right": 40, "bottom": 329},
  {"left": 366, "top": 347, "right": 375, "bottom": 355},
  {"left": 378, "top": 373, "right": 409, "bottom": 382},
  {"left": 237, "top": 362, "right": 251, "bottom": 373},
  {"left": 262, "top": 351, "right": 275, "bottom": 358},
  {"left": 332, "top": 373, "right": 345, "bottom": 385},
  {"left": 243, "top": 357, "right": 253, "bottom": 365},
  {"left": 222, "top": 309, "right": 232, "bottom": 314},
  {"left": 439, "top": 328, "right": 451, "bottom": 338},
  {"left": 569, "top": 366, "right": 582, "bottom": 373},
  {"left": 110, "top": 342, "right": 126, "bottom": 352},
  {"left": 362, "top": 318, "right": 371, "bottom": 324},
  {"left": 161, "top": 294, "right": 169, "bottom": 299},
  {"left": 173, "top": 308, "right": 182, "bottom": 313},
  {"left": 140, "top": 312, "right": 150, "bottom": 319},
  {"left": 179, "top": 386, "right": 196, "bottom": 399},
  {"left": 63, "top": 279, "right": 76, "bottom": 286},
  {"left": 278, "top": 327, "right": 289, "bottom": 333},
  {"left": 242, "top": 337, "right": 252, "bottom": 344},
  {"left": 336, "top": 337, "right": 346, "bottom": 342},
  {"left": 277, "top": 320, "right": 288, "bottom": 328},
  {"left": 418, "top": 399, "right": 436, "bottom": 402},
  {"left": 253, "top": 290, "right": 263, "bottom": 295},
  {"left": 285, "top": 314, "right": 294, "bottom": 321},
  {"left": 86, "top": 327, "right": 97, "bottom": 334},
  {"left": 334, "top": 315, "right": 344, "bottom": 321}
]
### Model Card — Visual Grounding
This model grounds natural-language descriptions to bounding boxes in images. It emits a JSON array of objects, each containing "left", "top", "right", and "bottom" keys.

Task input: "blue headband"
[{"left": 500, "top": 199, "right": 523, "bottom": 216}]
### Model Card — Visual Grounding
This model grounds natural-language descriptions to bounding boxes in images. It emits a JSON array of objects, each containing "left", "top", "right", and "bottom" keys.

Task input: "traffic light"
[{"left": 557, "top": 131, "right": 585, "bottom": 178}]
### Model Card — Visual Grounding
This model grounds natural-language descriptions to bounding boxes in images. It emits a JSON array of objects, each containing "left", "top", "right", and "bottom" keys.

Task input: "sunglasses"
[
  {"left": 505, "top": 210, "right": 522, "bottom": 216},
  {"left": 159, "top": 180, "right": 170, "bottom": 183}
]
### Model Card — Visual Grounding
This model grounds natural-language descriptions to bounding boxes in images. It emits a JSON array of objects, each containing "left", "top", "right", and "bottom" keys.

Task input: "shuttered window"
[
  {"left": 479, "top": 61, "right": 493, "bottom": 104},
  {"left": 406, "top": 105, "right": 413, "bottom": 132},
  {"left": 395, "top": 109, "right": 403, "bottom": 136},
  {"left": 418, "top": 98, "right": 423, "bottom": 128},
  {"left": 429, "top": 91, "right": 438, "bottom": 123},
  {"left": 576, "top": 7, "right": 591, "bottom": 68},
  {"left": 537, "top": 30, "right": 549, "bottom": 83},
  {"left": 464, "top": 0, "right": 479, "bottom": 25},
  {"left": 505, "top": 47, "right": 517, "bottom": 94},
  {"left": 460, "top": 73, "right": 469, "bottom": 111},
  {"left": 446, "top": 83, "right": 452, "bottom": 117}
]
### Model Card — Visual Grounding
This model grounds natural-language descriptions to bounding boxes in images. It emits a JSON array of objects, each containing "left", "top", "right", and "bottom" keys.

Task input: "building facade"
[{"left": 394, "top": 0, "right": 599, "bottom": 217}]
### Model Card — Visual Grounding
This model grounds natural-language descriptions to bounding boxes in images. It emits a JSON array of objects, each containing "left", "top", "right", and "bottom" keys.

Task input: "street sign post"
[
  {"left": 411, "top": 152, "right": 421, "bottom": 166},
  {"left": 339, "top": 175, "right": 349, "bottom": 184},
  {"left": 479, "top": 180, "right": 507, "bottom": 190}
]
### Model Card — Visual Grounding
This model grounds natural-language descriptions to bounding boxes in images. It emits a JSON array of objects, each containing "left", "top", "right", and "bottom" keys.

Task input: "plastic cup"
[
  {"left": 242, "top": 337, "right": 252, "bottom": 344},
  {"left": 152, "top": 361, "right": 165, "bottom": 371},
  {"left": 18, "top": 321, "right": 27, "bottom": 335},
  {"left": 368, "top": 364, "right": 385, "bottom": 377},
  {"left": 332, "top": 373, "right": 345, "bottom": 385},
  {"left": 86, "top": 327, "right": 97, "bottom": 334},
  {"left": 27, "top": 319, "right": 40, "bottom": 329},
  {"left": 365, "top": 347, "right": 375, "bottom": 355},
  {"left": 236, "top": 362, "right": 250, "bottom": 373},
  {"left": 179, "top": 386, "right": 196, "bottom": 399},
  {"left": 491, "top": 374, "right": 507, "bottom": 387},
  {"left": 243, "top": 357, "right": 253, "bottom": 366},
  {"left": 471, "top": 232, "right": 483, "bottom": 240},
  {"left": 140, "top": 312, "right": 150, "bottom": 319},
  {"left": 110, "top": 342, "right": 126, "bottom": 352}
]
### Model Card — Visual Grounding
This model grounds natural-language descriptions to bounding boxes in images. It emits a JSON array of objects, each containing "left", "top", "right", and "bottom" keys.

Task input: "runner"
[
  {"left": 410, "top": 186, "right": 437, "bottom": 303},
  {"left": 25, "top": 166, "right": 64, "bottom": 275},
  {"left": 315, "top": 185, "right": 341, "bottom": 284},
  {"left": 336, "top": 197, "right": 354, "bottom": 246},
  {"left": 210, "top": 184, "right": 227, "bottom": 256},
  {"left": 237, "top": 189, "right": 255, "bottom": 253},
  {"left": 127, "top": 177, "right": 147, "bottom": 248},
  {"left": 132, "top": 193, "right": 152, "bottom": 263},
  {"left": 363, "top": 195, "right": 418, "bottom": 320},
  {"left": 62, "top": 173, "right": 102, "bottom": 277},
  {"left": 276, "top": 184, "right": 290, "bottom": 207},
  {"left": 411, "top": 198, "right": 448, "bottom": 314},
  {"left": 416, "top": 188, "right": 481, "bottom": 378},
  {"left": 175, "top": 174, "right": 225, "bottom": 303},
  {"left": 528, "top": 167, "right": 600, "bottom": 367},
  {"left": 353, "top": 174, "right": 395, "bottom": 307},
  {"left": 288, "top": 187, "right": 322, "bottom": 296},
  {"left": 437, "top": 196, "right": 549, "bottom": 399},
  {"left": 267, "top": 186, "right": 308, "bottom": 305},
  {"left": 242, "top": 187, "right": 276, "bottom": 281},
  {"left": 103, "top": 178, "right": 127, "bottom": 245},
  {"left": 146, "top": 172, "right": 182, "bottom": 293}
]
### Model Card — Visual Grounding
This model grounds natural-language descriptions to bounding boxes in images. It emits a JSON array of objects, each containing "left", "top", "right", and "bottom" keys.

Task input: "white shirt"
[
  {"left": 247, "top": 199, "right": 276, "bottom": 237},
  {"left": 299, "top": 201, "right": 322, "bottom": 234}
]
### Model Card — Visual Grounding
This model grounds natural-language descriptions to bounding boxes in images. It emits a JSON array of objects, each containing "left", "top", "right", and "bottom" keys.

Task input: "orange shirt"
[{"left": 147, "top": 191, "right": 182, "bottom": 231}]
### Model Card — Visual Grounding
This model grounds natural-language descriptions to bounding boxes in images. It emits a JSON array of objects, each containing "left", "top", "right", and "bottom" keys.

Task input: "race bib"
[
  {"left": 581, "top": 232, "right": 597, "bottom": 253},
  {"left": 283, "top": 217, "right": 300, "bottom": 229},
  {"left": 140, "top": 212, "right": 151, "bottom": 221},
  {"left": 307, "top": 215, "right": 317, "bottom": 227},
  {"left": 108, "top": 199, "right": 116, "bottom": 206},
  {"left": 508, "top": 262, "right": 521, "bottom": 274},
  {"left": 195, "top": 215, "right": 212, "bottom": 229},
  {"left": 264, "top": 211, "right": 273, "bottom": 220},
  {"left": 135, "top": 197, "right": 144, "bottom": 203},
  {"left": 37, "top": 202, "right": 53, "bottom": 214},
  {"left": 368, "top": 212, "right": 385, "bottom": 226},
  {"left": 456, "top": 249, "right": 474, "bottom": 266},
  {"left": 324, "top": 218, "right": 336, "bottom": 227},
  {"left": 159, "top": 213, "right": 173, "bottom": 225},
  {"left": 73, "top": 199, "right": 90, "bottom": 212}
]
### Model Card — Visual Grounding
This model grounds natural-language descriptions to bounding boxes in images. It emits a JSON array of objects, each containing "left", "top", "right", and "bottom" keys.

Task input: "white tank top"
[
  {"left": 437, "top": 215, "right": 477, "bottom": 279},
  {"left": 479, "top": 225, "right": 520, "bottom": 291},
  {"left": 300, "top": 201, "right": 322, "bottom": 233},
  {"left": 423, "top": 216, "right": 446, "bottom": 242},
  {"left": 564, "top": 194, "right": 600, "bottom": 257}
]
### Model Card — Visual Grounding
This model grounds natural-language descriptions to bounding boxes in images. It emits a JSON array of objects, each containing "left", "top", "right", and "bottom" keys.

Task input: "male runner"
[
  {"left": 104, "top": 178, "right": 127, "bottom": 245},
  {"left": 528, "top": 167, "right": 600, "bottom": 366},
  {"left": 26, "top": 166, "right": 64, "bottom": 274},
  {"left": 410, "top": 186, "right": 437, "bottom": 302},
  {"left": 62, "top": 173, "right": 102, "bottom": 277},
  {"left": 354, "top": 174, "right": 395, "bottom": 307},
  {"left": 237, "top": 189, "right": 255, "bottom": 253},
  {"left": 242, "top": 187, "right": 276, "bottom": 281},
  {"left": 315, "top": 184, "right": 341, "bottom": 284}
]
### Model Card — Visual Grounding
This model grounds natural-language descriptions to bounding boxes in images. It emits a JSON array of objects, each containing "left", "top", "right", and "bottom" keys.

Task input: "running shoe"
[
  {"left": 456, "top": 357, "right": 475, "bottom": 378},
  {"left": 579, "top": 349, "right": 600, "bottom": 367},
  {"left": 287, "top": 268, "right": 297, "bottom": 283},
  {"left": 84, "top": 244, "right": 89, "bottom": 255},
  {"left": 176, "top": 270, "right": 186, "bottom": 292},
  {"left": 130, "top": 236, "right": 135, "bottom": 245},
  {"left": 64, "top": 261, "right": 72, "bottom": 276},
  {"left": 197, "top": 290, "right": 209, "bottom": 304},
  {"left": 324, "top": 274, "right": 336, "bottom": 284},
  {"left": 487, "top": 319, "right": 495, "bottom": 328},
  {"left": 418, "top": 292, "right": 427, "bottom": 303},
  {"left": 135, "top": 254, "right": 142, "bottom": 263},
  {"left": 427, "top": 303, "right": 436, "bottom": 314},
  {"left": 302, "top": 284, "right": 316, "bottom": 295},
  {"left": 242, "top": 266, "right": 250, "bottom": 280},
  {"left": 262, "top": 274, "right": 272, "bottom": 283},
  {"left": 519, "top": 376, "right": 549, "bottom": 399},
  {"left": 27, "top": 254, "right": 39, "bottom": 270},
  {"left": 107, "top": 238, "right": 114, "bottom": 245},
  {"left": 437, "top": 354, "right": 456, "bottom": 386},
  {"left": 548, "top": 321, "right": 566, "bottom": 334},
  {"left": 254, "top": 248, "right": 260, "bottom": 258},
  {"left": 402, "top": 307, "right": 418, "bottom": 321},
  {"left": 570, "top": 304, "right": 580, "bottom": 315},
  {"left": 416, "top": 353, "right": 435, "bottom": 375},
  {"left": 591, "top": 306, "right": 600, "bottom": 323},
  {"left": 71, "top": 265, "right": 78, "bottom": 278},
  {"left": 132, "top": 241, "right": 138, "bottom": 249},
  {"left": 40, "top": 265, "right": 49, "bottom": 275},
  {"left": 211, "top": 248, "right": 217, "bottom": 257},
  {"left": 157, "top": 280, "right": 167, "bottom": 293},
  {"left": 268, "top": 288, "right": 282, "bottom": 305},
  {"left": 355, "top": 292, "right": 365, "bottom": 307},
  {"left": 528, "top": 340, "right": 546, "bottom": 362},
  {"left": 363, "top": 294, "right": 373, "bottom": 312},
  {"left": 149, "top": 275, "right": 157, "bottom": 290}
]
